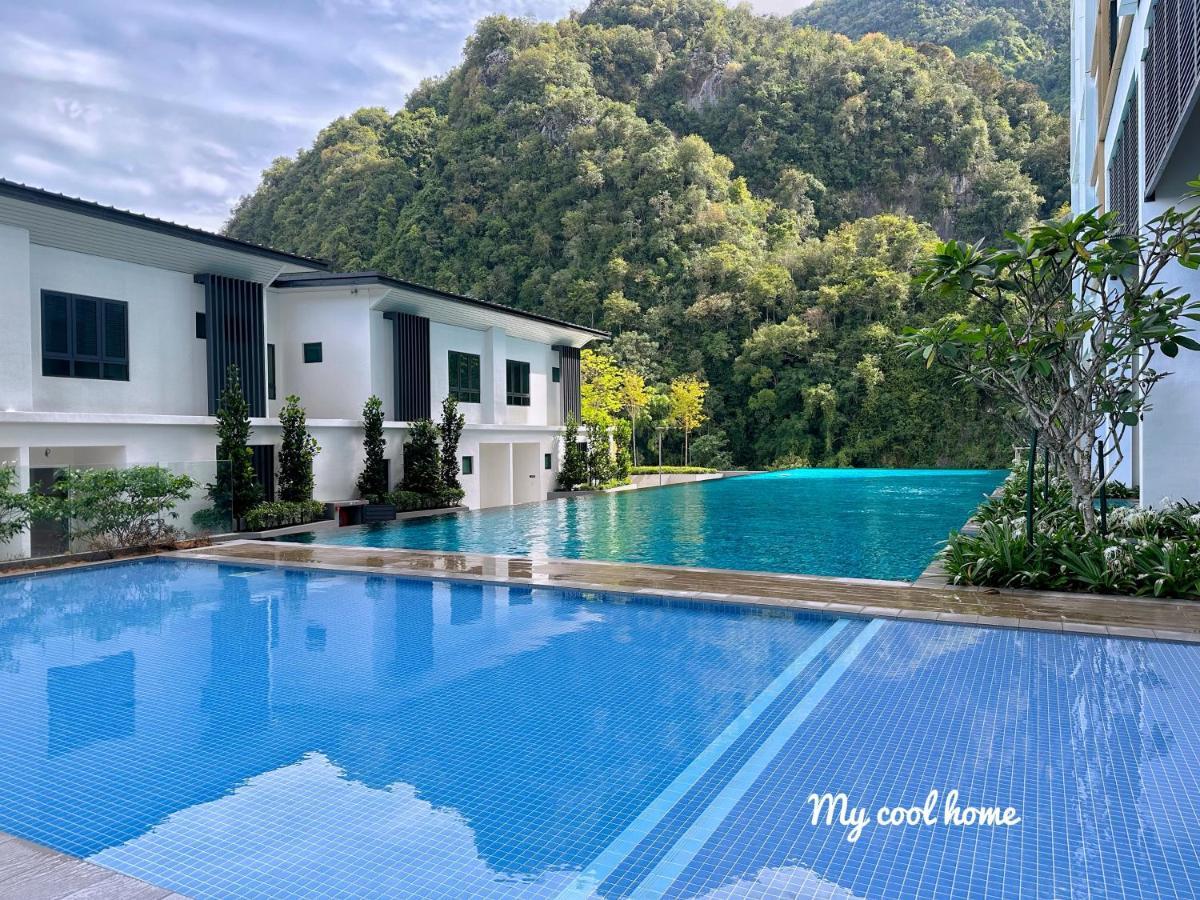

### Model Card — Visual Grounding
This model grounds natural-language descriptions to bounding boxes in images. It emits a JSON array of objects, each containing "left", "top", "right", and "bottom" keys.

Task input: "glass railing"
[{"left": 0, "top": 460, "right": 233, "bottom": 563}]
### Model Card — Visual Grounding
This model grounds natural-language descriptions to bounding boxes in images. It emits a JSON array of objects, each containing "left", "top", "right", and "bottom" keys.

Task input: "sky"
[{"left": 1, "top": 0, "right": 807, "bottom": 232}]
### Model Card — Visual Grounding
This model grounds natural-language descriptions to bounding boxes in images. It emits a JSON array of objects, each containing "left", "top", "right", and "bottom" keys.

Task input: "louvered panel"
[
  {"left": 1145, "top": 0, "right": 1200, "bottom": 193},
  {"left": 1108, "top": 92, "right": 1140, "bottom": 235}
]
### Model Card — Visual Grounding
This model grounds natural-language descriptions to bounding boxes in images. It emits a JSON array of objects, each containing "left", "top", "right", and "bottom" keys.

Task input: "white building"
[
  {"left": 1070, "top": 0, "right": 1200, "bottom": 502},
  {"left": 0, "top": 179, "right": 603, "bottom": 554}
]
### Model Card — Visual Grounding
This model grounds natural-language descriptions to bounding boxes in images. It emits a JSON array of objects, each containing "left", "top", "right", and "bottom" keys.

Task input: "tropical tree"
[
  {"left": 668, "top": 375, "right": 709, "bottom": 466},
  {"left": 904, "top": 187, "right": 1200, "bottom": 530},
  {"left": 277, "top": 395, "right": 319, "bottom": 502},
  {"left": 208, "top": 364, "right": 260, "bottom": 526},
  {"left": 356, "top": 395, "right": 389, "bottom": 503},
  {"left": 620, "top": 369, "right": 648, "bottom": 467},
  {"left": 580, "top": 349, "right": 624, "bottom": 427},
  {"left": 49, "top": 465, "right": 197, "bottom": 550}
]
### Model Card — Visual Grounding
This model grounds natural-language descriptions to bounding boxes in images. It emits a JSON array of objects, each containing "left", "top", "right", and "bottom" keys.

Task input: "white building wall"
[
  {"left": 0, "top": 225, "right": 33, "bottom": 413},
  {"left": 429, "top": 322, "right": 487, "bottom": 426},
  {"left": 29, "top": 245, "right": 209, "bottom": 417}
]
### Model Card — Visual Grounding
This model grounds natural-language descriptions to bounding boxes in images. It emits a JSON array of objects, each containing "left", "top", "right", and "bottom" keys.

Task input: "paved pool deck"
[
  {"left": 171, "top": 540, "right": 1200, "bottom": 642},
  {"left": 0, "top": 833, "right": 186, "bottom": 899}
]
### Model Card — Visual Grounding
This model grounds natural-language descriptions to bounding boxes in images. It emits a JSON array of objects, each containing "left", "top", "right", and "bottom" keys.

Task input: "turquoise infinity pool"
[
  {"left": 1, "top": 559, "right": 1198, "bottom": 898},
  {"left": 287, "top": 469, "right": 1005, "bottom": 581}
]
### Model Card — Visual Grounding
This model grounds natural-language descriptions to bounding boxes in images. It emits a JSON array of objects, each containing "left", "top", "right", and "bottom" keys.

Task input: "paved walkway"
[
  {"left": 0, "top": 833, "right": 184, "bottom": 898},
  {"left": 173, "top": 540, "right": 1200, "bottom": 642}
]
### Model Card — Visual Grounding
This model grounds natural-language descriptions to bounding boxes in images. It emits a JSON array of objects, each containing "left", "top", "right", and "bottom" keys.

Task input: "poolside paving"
[
  {"left": 171, "top": 540, "right": 1200, "bottom": 642},
  {"left": 0, "top": 833, "right": 186, "bottom": 899}
]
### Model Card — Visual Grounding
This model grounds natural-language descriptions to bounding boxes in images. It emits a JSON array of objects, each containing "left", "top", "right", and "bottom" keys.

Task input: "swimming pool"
[
  {"left": 286, "top": 469, "right": 1005, "bottom": 581},
  {"left": 1, "top": 558, "right": 1197, "bottom": 898}
]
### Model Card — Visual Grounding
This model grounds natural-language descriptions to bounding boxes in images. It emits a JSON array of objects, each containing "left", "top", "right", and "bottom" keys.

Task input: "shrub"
[
  {"left": 585, "top": 422, "right": 614, "bottom": 486},
  {"left": 942, "top": 464, "right": 1200, "bottom": 598},
  {"left": 402, "top": 419, "right": 441, "bottom": 495},
  {"left": 43, "top": 466, "right": 197, "bottom": 551},
  {"left": 557, "top": 416, "right": 588, "bottom": 490},
  {"left": 629, "top": 466, "right": 717, "bottom": 475},
  {"left": 769, "top": 454, "right": 811, "bottom": 471},
  {"left": 357, "top": 396, "right": 389, "bottom": 503},
  {"left": 0, "top": 466, "right": 31, "bottom": 542},
  {"left": 245, "top": 500, "right": 326, "bottom": 531},
  {"left": 388, "top": 486, "right": 465, "bottom": 512},
  {"left": 278, "top": 395, "right": 319, "bottom": 502},
  {"left": 207, "top": 365, "right": 261, "bottom": 523},
  {"left": 439, "top": 396, "right": 465, "bottom": 495}
]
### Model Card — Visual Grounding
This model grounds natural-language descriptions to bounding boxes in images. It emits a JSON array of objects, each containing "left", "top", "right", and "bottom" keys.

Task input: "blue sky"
[{"left": 1, "top": 0, "right": 800, "bottom": 232}]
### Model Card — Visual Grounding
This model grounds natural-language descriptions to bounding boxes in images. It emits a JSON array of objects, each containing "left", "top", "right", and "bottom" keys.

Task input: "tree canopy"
[{"left": 224, "top": 0, "right": 1058, "bottom": 469}]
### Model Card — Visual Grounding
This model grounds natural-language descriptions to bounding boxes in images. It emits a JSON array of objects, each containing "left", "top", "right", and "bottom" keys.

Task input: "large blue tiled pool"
[
  {"left": 2, "top": 558, "right": 1198, "bottom": 898},
  {"left": 286, "top": 469, "right": 1006, "bottom": 581}
]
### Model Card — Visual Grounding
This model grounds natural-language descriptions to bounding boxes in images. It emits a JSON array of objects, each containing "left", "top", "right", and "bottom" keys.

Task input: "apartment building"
[
  {"left": 1070, "top": 0, "right": 1200, "bottom": 502},
  {"left": 0, "top": 179, "right": 604, "bottom": 549}
]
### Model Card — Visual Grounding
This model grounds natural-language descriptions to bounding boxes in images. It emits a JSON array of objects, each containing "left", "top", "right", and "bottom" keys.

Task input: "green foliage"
[
  {"left": 689, "top": 431, "right": 733, "bottom": 470},
  {"left": 629, "top": 465, "right": 718, "bottom": 475},
  {"left": 208, "top": 365, "right": 260, "bottom": 523},
  {"left": 226, "top": 0, "right": 1063, "bottom": 470},
  {"left": 357, "top": 396, "right": 389, "bottom": 503},
  {"left": 0, "top": 467, "right": 31, "bottom": 542},
  {"left": 278, "top": 395, "right": 320, "bottom": 502},
  {"left": 245, "top": 500, "right": 325, "bottom": 531},
  {"left": 389, "top": 486, "right": 465, "bottom": 511},
  {"left": 402, "top": 419, "right": 442, "bottom": 496},
  {"left": 438, "top": 396, "right": 465, "bottom": 495},
  {"left": 798, "top": 0, "right": 1070, "bottom": 111},
  {"left": 42, "top": 466, "right": 197, "bottom": 551},
  {"left": 943, "top": 466, "right": 1200, "bottom": 598},
  {"left": 557, "top": 416, "right": 589, "bottom": 490}
]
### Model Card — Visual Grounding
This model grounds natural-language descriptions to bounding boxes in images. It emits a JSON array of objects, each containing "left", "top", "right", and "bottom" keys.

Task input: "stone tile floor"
[
  {"left": 173, "top": 540, "right": 1200, "bottom": 642},
  {"left": 0, "top": 834, "right": 186, "bottom": 899}
]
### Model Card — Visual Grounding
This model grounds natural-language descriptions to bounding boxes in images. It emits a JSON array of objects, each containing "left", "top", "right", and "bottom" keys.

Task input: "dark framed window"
[
  {"left": 267, "top": 344, "right": 277, "bottom": 401},
  {"left": 303, "top": 342, "right": 323, "bottom": 364},
  {"left": 544, "top": 453, "right": 552, "bottom": 470},
  {"left": 195, "top": 311, "right": 207, "bottom": 339},
  {"left": 552, "top": 366, "right": 561, "bottom": 383},
  {"left": 462, "top": 455, "right": 474, "bottom": 475},
  {"left": 41, "top": 291, "right": 128, "bottom": 381},
  {"left": 506, "top": 359, "right": 531, "bottom": 406},
  {"left": 449, "top": 351, "right": 481, "bottom": 403}
]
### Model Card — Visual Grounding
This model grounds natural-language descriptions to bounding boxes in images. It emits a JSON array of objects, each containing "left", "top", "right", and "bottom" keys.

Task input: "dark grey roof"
[
  {"left": 272, "top": 270, "right": 609, "bottom": 339},
  {"left": 0, "top": 178, "right": 330, "bottom": 271}
]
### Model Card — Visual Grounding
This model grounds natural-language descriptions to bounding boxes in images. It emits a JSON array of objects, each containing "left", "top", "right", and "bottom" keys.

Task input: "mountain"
[
  {"left": 225, "top": 0, "right": 1061, "bottom": 469},
  {"left": 796, "top": 0, "right": 1070, "bottom": 111}
]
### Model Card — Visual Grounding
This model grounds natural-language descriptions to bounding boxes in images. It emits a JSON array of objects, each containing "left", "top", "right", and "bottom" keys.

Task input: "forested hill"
[
  {"left": 224, "top": 0, "right": 1065, "bottom": 469},
  {"left": 796, "top": 0, "right": 1069, "bottom": 111}
]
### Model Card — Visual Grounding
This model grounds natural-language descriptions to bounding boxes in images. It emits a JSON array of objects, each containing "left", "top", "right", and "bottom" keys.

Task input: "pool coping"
[
  {"left": 164, "top": 541, "right": 1200, "bottom": 643},
  {"left": 0, "top": 832, "right": 186, "bottom": 898}
]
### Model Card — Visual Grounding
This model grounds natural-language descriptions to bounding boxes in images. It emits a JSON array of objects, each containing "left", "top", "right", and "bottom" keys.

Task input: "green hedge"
[
  {"left": 245, "top": 500, "right": 326, "bottom": 531},
  {"left": 629, "top": 466, "right": 718, "bottom": 475},
  {"left": 389, "top": 486, "right": 465, "bottom": 512}
]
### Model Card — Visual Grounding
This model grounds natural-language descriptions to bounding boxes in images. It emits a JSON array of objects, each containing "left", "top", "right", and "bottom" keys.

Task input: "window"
[
  {"left": 506, "top": 359, "right": 531, "bottom": 406},
  {"left": 462, "top": 455, "right": 474, "bottom": 475},
  {"left": 544, "top": 453, "right": 552, "bottom": 470},
  {"left": 303, "top": 342, "right": 323, "bottom": 364},
  {"left": 552, "top": 366, "right": 561, "bottom": 383},
  {"left": 195, "top": 311, "right": 206, "bottom": 339},
  {"left": 267, "top": 344, "right": 276, "bottom": 401},
  {"left": 448, "top": 351, "right": 481, "bottom": 403},
  {"left": 41, "top": 291, "right": 128, "bottom": 381}
]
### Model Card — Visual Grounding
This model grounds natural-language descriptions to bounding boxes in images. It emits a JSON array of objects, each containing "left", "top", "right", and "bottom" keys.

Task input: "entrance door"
[
  {"left": 29, "top": 468, "right": 69, "bottom": 558},
  {"left": 512, "top": 443, "right": 542, "bottom": 505}
]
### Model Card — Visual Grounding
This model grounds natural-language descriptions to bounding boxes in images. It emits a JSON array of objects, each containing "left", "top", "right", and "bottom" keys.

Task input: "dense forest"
[{"left": 226, "top": 0, "right": 1068, "bottom": 469}]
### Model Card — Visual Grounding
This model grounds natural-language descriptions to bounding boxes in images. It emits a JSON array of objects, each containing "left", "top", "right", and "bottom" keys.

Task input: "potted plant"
[{"left": 356, "top": 396, "right": 395, "bottom": 522}]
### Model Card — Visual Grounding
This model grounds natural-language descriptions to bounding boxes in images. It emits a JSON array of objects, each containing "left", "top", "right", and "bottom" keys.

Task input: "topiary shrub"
[{"left": 245, "top": 500, "right": 326, "bottom": 531}]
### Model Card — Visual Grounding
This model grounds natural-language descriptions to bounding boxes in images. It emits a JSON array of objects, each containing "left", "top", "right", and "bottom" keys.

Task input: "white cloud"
[
  {"left": 0, "top": 33, "right": 128, "bottom": 89},
  {"left": 179, "top": 166, "right": 232, "bottom": 197}
]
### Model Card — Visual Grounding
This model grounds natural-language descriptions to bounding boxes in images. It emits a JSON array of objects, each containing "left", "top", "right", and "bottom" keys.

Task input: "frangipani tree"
[{"left": 903, "top": 182, "right": 1200, "bottom": 531}]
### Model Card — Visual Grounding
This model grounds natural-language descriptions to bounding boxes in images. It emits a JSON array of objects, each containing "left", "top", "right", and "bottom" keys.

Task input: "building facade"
[
  {"left": 0, "top": 180, "right": 603, "bottom": 555},
  {"left": 1070, "top": 0, "right": 1200, "bottom": 502}
]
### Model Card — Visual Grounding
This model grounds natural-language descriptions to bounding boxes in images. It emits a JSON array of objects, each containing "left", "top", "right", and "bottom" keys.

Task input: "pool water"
[
  {"left": 286, "top": 468, "right": 1005, "bottom": 581},
  {"left": 2, "top": 559, "right": 1198, "bottom": 898}
]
